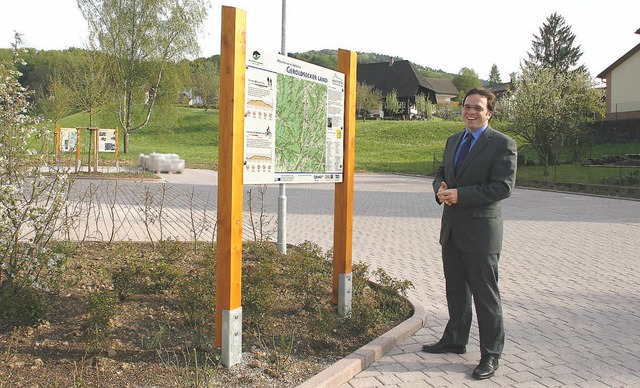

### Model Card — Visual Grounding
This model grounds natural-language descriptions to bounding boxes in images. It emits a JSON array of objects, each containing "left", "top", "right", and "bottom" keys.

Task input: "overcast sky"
[{"left": 2, "top": 0, "right": 639, "bottom": 80}]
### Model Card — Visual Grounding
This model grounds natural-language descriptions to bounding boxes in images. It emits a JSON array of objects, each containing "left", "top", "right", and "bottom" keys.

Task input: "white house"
[{"left": 597, "top": 28, "right": 640, "bottom": 121}]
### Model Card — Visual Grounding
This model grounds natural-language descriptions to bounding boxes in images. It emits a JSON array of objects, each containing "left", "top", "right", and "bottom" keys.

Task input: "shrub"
[
  {"left": 112, "top": 251, "right": 182, "bottom": 301},
  {"left": 242, "top": 242, "right": 279, "bottom": 328},
  {"left": 86, "top": 289, "right": 118, "bottom": 351},
  {"left": 0, "top": 285, "right": 47, "bottom": 326},
  {"left": 175, "top": 245, "right": 217, "bottom": 351},
  {"left": 285, "top": 241, "right": 332, "bottom": 312},
  {"left": 0, "top": 35, "right": 71, "bottom": 318}
]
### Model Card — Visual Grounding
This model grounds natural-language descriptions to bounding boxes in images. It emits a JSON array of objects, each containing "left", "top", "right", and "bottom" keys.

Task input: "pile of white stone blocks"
[{"left": 139, "top": 153, "right": 185, "bottom": 173}]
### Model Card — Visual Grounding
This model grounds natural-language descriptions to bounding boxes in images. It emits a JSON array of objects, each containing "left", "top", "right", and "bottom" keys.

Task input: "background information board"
[{"left": 243, "top": 49, "right": 345, "bottom": 184}]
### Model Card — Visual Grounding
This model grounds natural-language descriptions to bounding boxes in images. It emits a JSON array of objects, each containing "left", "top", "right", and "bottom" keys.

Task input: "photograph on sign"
[{"left": 243, "top": 49, "right": 345, "bottom": 184}]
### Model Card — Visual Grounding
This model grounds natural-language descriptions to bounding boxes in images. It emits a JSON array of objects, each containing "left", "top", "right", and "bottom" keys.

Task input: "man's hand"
[{"left": 437, "top": 182, "right": 459, "bottom": 206}]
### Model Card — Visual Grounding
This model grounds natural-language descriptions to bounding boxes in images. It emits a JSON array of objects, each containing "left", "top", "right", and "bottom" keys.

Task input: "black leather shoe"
[
  {"left": 472, "top": 355, "right": 499, "bottom": 380},
  {"left": 421, "top": 339, "right": 466, "bottom": 354}
]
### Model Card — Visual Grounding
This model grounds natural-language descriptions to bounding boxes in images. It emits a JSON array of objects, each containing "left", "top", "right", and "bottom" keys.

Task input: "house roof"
[
  {"left": 487, "top": 82, "right": 513, "bottom": 94},
  {"left": 597, "top": 42, "right": 640, "bottom": 79},
  {"left": 421, "top": 77, "right": 459, "bottom": 96},
  {"left": 597, "top": 29, "right": 640, "bottom": 79},
  {"left": 357, "top": 60, "right": 458, "bottom": 97}
]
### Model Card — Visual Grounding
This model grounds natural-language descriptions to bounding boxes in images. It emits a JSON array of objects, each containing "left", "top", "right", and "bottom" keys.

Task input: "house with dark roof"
[
  {"left": 487, "top": 82, "right": 513, "bottom": 100},
  {"left": 597, "top": 28, "right": 640, "bottom": 121},
  {"left": 357, "top": 59, "right": 458, "bottom": 119}
]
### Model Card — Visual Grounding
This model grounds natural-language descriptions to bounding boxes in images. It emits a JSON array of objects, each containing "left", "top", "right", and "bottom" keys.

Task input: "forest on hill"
[{"left": 0, "top": 46, "right": 457, "bottom": 101}]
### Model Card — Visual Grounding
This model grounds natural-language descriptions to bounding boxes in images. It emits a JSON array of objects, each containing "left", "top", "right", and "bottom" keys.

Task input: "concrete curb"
[{"left": 297, "top": 297, "right": 427, "bottom": 388}]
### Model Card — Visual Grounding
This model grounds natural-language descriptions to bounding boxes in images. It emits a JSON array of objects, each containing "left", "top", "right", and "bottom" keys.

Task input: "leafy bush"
[
  {"left": 242, "top": 242, "right": 279, "bottom": 328},
  {"left": 348, "top": 263, "right": 414, "bottom": 336},
  {"left": 284, "top": 241, "right": 333, "bottom": 312},
  {"left": 434, "top": 103, "right": 460, "bottom": 121},
  {"left": 111, "top": 241, "right": 184, "bottom": 301},
  {"left": 0, "top": 285, "right": 47, "bottom": 326},
  {"left": 175, "top": 245, "right": 217, "bottom": 351},
  {"left": 86, "top": 289, "right": 118, "bottom": 350}
]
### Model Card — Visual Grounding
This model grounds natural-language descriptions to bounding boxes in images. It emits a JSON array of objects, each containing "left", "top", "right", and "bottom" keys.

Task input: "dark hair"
[{"left": 463, "top": 87, "right": 496, "bottom": 112}]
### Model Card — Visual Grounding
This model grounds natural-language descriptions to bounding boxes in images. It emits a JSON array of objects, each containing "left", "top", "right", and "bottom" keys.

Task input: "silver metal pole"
[
  {"left": 277, "top": 0, "right": 287, "bottom": 254},
  {"left": 277, "top": 183, "right": 287, "bottom": 253},
  {"left": 281, "top": 0, "right": 286, "bottom": 56}
]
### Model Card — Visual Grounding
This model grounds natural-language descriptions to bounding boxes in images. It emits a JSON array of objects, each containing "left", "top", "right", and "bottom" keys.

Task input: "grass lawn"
[
  {"left": 56, "top": 107, "right": 220, "bottom": 169},
  {"left": 54, "top": 107, "right": 639, "bottom": 192},
  {"left": 354, "top": 119, "right": 458, "bottom": 174}
]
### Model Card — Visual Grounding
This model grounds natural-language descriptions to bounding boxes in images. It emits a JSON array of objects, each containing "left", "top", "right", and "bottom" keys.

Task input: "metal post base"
[
  {"left": 338, "top": 272, "right": 352, "bottom": 317},
  {"left": 221, "top": 307, "right": 242, "bottom": 367}
]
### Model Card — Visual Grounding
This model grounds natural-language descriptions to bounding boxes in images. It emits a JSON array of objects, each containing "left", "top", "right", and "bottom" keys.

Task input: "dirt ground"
[{"left": 0, "top": 241, "right": 412, "bottom": 387}]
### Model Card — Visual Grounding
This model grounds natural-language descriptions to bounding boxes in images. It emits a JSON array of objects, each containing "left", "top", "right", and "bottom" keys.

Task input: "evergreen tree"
[
  {"left": 488, "top": 64, "right": 501, "bottom": 86},
  {"left": 525, "top": 12, "right": 586, "bottom": 73}
]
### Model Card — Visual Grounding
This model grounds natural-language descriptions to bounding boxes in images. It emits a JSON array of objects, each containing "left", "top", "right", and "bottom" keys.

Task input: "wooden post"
[
  {"left": 333, "top": 49, "right": 357, "bottom": 314},
  {"left": 215, "top": 5, "right": 246, "bottom": 367},
  {"left": 93, "top": 127, "right": 99, "bottom": 173},
  {"left": 55, "top": 125, "right": 61, "bottom": 162},
  {"left": 115, "top": 126, "right": 119, "bottom": 167}
]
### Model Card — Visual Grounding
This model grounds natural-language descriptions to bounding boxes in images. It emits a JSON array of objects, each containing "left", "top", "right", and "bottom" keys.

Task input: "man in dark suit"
[{"left": 423, "top": 87, "right": 517, "bottom": 380}]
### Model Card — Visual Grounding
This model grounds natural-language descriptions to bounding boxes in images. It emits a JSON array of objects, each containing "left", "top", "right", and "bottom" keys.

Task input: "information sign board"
[{"left": 243, "top": 49, "right": 345, "bottom": 184}]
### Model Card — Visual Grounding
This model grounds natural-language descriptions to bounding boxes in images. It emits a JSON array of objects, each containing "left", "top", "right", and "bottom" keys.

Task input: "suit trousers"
[{"left": 441, "top": 236, "right": 504, "bottom": 357}]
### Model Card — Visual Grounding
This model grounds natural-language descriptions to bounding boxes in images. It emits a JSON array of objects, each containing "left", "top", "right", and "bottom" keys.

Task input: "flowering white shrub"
[{"left": 0, "top": 34, "right": 71, "bottom": 310}]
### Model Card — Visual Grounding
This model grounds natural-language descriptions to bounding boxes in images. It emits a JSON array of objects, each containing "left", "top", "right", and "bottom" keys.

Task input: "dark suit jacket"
[{"left": 433, "top": 126, "right": 517, "bottom": 254}]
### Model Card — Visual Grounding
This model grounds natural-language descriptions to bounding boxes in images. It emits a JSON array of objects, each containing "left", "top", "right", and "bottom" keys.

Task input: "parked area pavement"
[{"left": 67, "top": 169, "right": 640, "bottom": 387}]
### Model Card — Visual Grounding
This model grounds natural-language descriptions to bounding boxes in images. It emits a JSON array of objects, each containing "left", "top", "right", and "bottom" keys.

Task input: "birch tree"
[{"left": 78, "top": 0, "right": 209, "bottom": 153}]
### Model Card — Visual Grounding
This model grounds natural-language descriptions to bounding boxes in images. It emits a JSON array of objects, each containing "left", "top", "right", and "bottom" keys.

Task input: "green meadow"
[{"left": 56, "top": 107, "right": 639, "bottom": 190}]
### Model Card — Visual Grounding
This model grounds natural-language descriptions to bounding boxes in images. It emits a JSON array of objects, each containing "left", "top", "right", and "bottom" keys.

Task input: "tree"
[
  {"left": 78, "top": 0, "right": 209, "bottom": 153},
  {"left": 488, "top": 64, "right": 501, "bottom": 86},
  {"left": 414, "top": 94, "right": 434, "bottom": 120},
  {"left": 355, "top": 82, "right": 382, "bottom": 120},
  {"left": 190, "top": 57, "right": 220, "bottom": 109},
  {"left": 502, "top": 66, "right": 604, "bottom": 175},
  {"left": 384, "top": 89, "right": 401, "bottom": 118},
  {"left": 452, "top": 67, "right": 482, "bottom": 100},
  {"left": 525, "top": 12, "right": 586, "bottom": 74},
  {"left": 38, "top": 67, "right": 74, "bottom": 126},
  {"left": 67, "top": 44, "right": 112, "bottom": 127}
]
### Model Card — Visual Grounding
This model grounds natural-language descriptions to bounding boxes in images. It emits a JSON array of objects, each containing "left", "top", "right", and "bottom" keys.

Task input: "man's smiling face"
[{"left": 462, "top": 94, "right": 493, "bottom": 132}]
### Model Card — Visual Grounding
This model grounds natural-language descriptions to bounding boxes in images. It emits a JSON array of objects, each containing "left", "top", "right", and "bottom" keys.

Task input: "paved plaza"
[{"left": 69, "top": 169, "right": 640, "bottom": 387}]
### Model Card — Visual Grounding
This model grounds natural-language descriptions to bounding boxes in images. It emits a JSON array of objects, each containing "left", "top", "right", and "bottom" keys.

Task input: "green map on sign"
[{"left": 275, "top": 74, "right": 328, "bottom": 172}]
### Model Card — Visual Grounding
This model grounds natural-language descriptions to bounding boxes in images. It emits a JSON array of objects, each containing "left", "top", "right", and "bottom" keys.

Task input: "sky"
[{"left": 1, "top": 0, "right": 639, "bottom": 80}]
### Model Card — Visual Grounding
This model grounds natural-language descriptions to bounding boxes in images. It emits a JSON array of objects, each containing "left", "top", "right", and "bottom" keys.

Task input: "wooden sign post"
[
  {"left": 215, "top": 6, "right": 357, "bottom": 366},
  {"left": 215, "top": 5, "right": 246, "bottom": 368},
  {"left": 333, "top": 49, "right": 357, "bottom": 316}
]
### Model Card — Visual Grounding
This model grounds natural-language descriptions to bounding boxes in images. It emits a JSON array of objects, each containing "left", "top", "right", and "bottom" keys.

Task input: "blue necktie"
[{"left": 455, "top": 133, "right": 472, "bottom": 173}]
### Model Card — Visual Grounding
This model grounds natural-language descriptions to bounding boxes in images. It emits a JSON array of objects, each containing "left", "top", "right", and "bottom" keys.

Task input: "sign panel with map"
[{"left": 243, "top": 49, "right": 345, "bottom": 184}]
